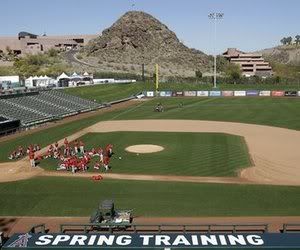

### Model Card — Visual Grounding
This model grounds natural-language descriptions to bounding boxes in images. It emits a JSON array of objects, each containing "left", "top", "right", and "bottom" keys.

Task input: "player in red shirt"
[
  {"left": 105, "top": 144, "right": 113, "bottom": 158},
  {"left": 64, "top": 138, "right": 69, "bottom": 147},
  {"left": 103, "top": 156, "right": 110, "bottom": 171},
  {"left": 94, "top": 161, "right": 101, "bottom": 170}
]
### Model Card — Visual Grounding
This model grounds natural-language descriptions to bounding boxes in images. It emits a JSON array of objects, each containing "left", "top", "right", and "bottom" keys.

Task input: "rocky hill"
[
  {"left": 82, "top": 11, "right": 211, "bottom": 77},
  {"left": 258, "top": 45, "right": 300, "bottom": 65}
]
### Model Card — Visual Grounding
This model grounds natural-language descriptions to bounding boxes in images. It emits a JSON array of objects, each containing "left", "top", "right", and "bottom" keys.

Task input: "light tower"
[{"left": 208, "top": 12, "right": 224, "bottom": 88}]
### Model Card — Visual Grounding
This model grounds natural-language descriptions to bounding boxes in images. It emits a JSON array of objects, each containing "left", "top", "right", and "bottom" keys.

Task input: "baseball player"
[
  {"left": 94, "top": 161, "right": 101, "bottom": 170},
  {"left": 29, "top": 150, "right": 35, "bottom": 167},
  {"left": 79, "top": 140, "right": 85, "bottom": 153},
  {"left": 103, "top": 155, "right": 110, "bottom": 171},
  {"left": 73, "top": 140, "right": 79, "bottom": 154}
]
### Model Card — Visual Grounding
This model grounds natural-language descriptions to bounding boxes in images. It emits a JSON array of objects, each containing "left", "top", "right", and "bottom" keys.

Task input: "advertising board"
[
  {"left": 259, "top": 91, "right": 271, "bottom": 97},
  {"left": 159, "top": 91, "right": 166, "bottom": 97},
  {"left": 222, "top": 91, "right": 234, "bottom": 97},
  {"left": 284, "top": 91, "right": 297, "bottom": 97},
  {"left": 234, "top": 91, "right": 246, "bottom": 97},
  {"left": 146, "top": 91, "right": 154, "bottom": 97},
  {"left": 272, "top": 91, "right": 285, "bottom": 97},
  {"left": 197, "top": 91, "right": 209, "bottom": 97},
  {"left": 184, "top": 91, "right": 197, "bottom": 97},
  {"left": 246, "top": 90, "right": 259, "bottom": 96},
  {"left": 209, "top": 91, "right": 221, "bottom": 97},
  {"left": 174, "top": 91, "right": 184, "bottom": 97},
  {"left": 3, "top": 233, "right": 300, "bottom": 250}
]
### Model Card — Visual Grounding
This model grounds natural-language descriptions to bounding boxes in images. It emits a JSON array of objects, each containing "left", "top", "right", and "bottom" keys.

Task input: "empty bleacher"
[{"left": 0, "top": 90, "right": 102, "bottom": 126}]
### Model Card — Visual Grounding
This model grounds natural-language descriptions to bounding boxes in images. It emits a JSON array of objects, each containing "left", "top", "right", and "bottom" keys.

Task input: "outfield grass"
[
  {"left": 40, "top": 132, "right": 251, "bottom": 177},
  {"left": 64, "top": 82, "right": 300, "bottom": 103},
  {"left": 1, "top": 97, "right": 300, "bottom": 163},
  {"left": 115, "top": 97, "right": 300, "bottom": 130},
  {"left": 0, "top": 176, "right": 299, "bottom": 217}
]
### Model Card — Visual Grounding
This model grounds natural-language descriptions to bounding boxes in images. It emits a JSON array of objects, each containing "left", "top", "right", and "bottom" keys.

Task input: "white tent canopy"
[
  {"left": 25, "top": 75, "right": 55, "bottom": 88},
  {"left": 57, "top": 72, "right": 70, "bottom": 80}
]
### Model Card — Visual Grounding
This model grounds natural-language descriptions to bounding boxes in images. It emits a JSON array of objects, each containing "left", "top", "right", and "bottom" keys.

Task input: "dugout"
[{"left": 0, "top": 118, "right": 21, "bottom": 136}]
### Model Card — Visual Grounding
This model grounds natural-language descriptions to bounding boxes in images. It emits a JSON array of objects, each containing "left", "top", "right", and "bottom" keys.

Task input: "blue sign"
[
  {"left": 164, "top": 91, "right": 173, "bottom": 97},
  {"left": 209, "top": 91, "right": 221, "bottom": 97},
  {"left": 246, "top": 90, "right": 259, "bottom": 96},
  {"left": 3, "top": 233, "right": 300, "bottom": 249}
]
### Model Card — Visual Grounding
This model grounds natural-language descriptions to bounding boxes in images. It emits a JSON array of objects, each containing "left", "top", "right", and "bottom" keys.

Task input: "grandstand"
[{"left": 0, "top": 90, "right": 102, "bottom": 127}]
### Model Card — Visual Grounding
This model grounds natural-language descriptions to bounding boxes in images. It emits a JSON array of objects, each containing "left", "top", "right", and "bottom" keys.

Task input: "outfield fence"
[{"left": 144, "top": 90, "right": 300, "bottom": 98}]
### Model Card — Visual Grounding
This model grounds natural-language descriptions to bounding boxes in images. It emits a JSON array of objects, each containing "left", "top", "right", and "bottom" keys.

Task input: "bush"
[
  {"left": 195, "top": 70, "right": 202, "bottom": 79},
  {"left": 76, "top": 54, "right": 83, "bottom": 60},
  {"left": 47, "top": 48, "right": 58, "bottom": 57}
]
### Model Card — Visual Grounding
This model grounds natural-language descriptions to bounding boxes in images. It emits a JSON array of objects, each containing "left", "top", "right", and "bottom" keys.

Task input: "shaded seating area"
[{"left": 0, "top": 90, "right": 102, "bottom": 126}]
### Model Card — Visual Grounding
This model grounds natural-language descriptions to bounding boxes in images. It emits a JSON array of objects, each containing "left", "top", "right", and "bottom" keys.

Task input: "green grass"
[
  {"left": 1, "top": 97, "right": 300, "bottom": 163},
  {"left": 64, "top": 82, "right": 300, "bottom": 103},
  {"left": 0, "top": 109, "right": 123, "bottom": 163},
  {"left": 0, "top": 176, "right": 299, "bottom": 216},
  {"left": 40, "top": 132, "right": 251, "bottom": 177},
  {"left": 114, "top": 97, "right": 300, "bottom": 130}
]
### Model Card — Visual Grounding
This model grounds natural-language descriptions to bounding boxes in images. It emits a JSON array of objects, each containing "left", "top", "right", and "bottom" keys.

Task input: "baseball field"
[{"left": 0, "top": 83, "right": 300, "bottom": 222}]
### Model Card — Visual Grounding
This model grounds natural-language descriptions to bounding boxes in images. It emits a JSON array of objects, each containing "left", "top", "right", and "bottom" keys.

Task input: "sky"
[{"left": 0, "top": 0, "right": 299, "bottom": 55}]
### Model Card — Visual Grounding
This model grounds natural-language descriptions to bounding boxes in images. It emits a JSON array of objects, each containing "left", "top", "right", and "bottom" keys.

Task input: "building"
[
  {"left": 0, "top": 31, "right": 98, "bottom": 56},
  {"left": 223, "top": 48, "right": 272, "bottom": 77},
  {"left": 0, "top": 76, "right": 20, "bottom": 89}
]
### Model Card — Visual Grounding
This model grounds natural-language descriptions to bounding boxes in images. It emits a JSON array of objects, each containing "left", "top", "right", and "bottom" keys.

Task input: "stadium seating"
[{"left": 0, "top": 90, "right": 102, "bottom": 126}]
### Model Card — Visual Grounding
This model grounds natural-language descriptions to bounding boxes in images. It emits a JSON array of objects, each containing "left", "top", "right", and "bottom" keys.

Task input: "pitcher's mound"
[{"left": 125, "top": 144, "right": 164, "bottom": 154}]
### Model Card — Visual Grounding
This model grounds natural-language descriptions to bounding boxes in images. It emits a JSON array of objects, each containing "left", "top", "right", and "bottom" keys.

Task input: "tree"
[
  {"left": 5, "top": 46, "right": 12, "bottom": 55},
  {"left": 295, "top": 35, "right": 300, "bottom": 46},
  {"left": 225, "top": 63, "right": 242, "bottom": 84},
  {"left": 286, "top": 36, "right": 293, "bottom": 45},
  {"left": 280, "top": 37, "right": 287, "bottom": 45},
  {"left": 195, "top": 70, "right": 202, "bottom": 79}
]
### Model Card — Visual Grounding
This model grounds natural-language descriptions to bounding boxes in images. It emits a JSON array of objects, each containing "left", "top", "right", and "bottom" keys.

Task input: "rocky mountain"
[
  {"left": 82, "top": 11, "right": 211, "bottom": 77},
  {"left": 258, "top": 45, "right": 300, "bottom": 65}
]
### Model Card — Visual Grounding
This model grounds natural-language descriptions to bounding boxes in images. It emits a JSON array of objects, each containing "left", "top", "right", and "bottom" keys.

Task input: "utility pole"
[{"left": 208, "top": 12, "right": 224, "bottom": 88}]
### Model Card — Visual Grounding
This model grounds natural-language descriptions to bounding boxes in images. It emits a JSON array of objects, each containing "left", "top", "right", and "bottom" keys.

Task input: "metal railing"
[
  {"left": 283, "top": 224, "right": 300, "bottom": 233},
  {"left": 60, "top": 223, "right": 269, "bottom": 234},
  {"left": 29, "top": 224, "right": 46, "bottom": 234}
]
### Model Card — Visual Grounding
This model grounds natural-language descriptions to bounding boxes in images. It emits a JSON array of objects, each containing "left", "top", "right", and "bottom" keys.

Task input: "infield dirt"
[{"left": 0, "top": 120, "right": 300, "bottom": 186}]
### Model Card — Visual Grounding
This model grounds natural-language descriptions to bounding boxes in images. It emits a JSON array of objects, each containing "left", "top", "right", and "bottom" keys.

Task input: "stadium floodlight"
[{"left": 208, "top": 12, "right": 224, "bottom": 88}]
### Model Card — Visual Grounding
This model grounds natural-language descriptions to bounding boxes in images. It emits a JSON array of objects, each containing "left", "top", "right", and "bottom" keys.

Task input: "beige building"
[
  {"left": 0, "top": 31, "right": 97, "bottom": 56},
  {"left": 223, "top": 48, "right": 272, "bottom": 77}
]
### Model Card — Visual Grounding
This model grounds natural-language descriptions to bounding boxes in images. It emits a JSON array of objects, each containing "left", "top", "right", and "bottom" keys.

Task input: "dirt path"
[
  {"left": 1, "top": 120, "right": 300, "bottom": 186},
  {"left": 1, "top": 216, "right": 300, "bottom": 235},
  {"left": 41, "top": 171, "right": 254, "bottom": 185}
]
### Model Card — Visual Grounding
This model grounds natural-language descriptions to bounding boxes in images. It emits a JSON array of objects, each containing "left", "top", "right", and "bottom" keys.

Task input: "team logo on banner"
[{"left": 8, "top": 233, "right": 32, "bottom": 248}]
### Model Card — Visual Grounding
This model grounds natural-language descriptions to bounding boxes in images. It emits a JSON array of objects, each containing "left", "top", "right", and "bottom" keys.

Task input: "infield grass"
[
  {"left": 40, "top": 132, "right": 251, "bottom": 177},
  {"left": 0, "top": 176, "right": 299, "bottom": 216},
  {"left": 0, "top": 97, "right": 300, "bottom": 163}
]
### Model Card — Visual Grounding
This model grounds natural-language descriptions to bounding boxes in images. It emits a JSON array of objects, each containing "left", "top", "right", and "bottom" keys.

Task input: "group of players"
[
  {"left": 44, "top": 138, "right": 114, "bottom": 173},
  {"left": 8, "top": 144, "right": 41, "bottom": 161},
  {"left": 8, "top": 138, "right": 114, "bottom": 173}
]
